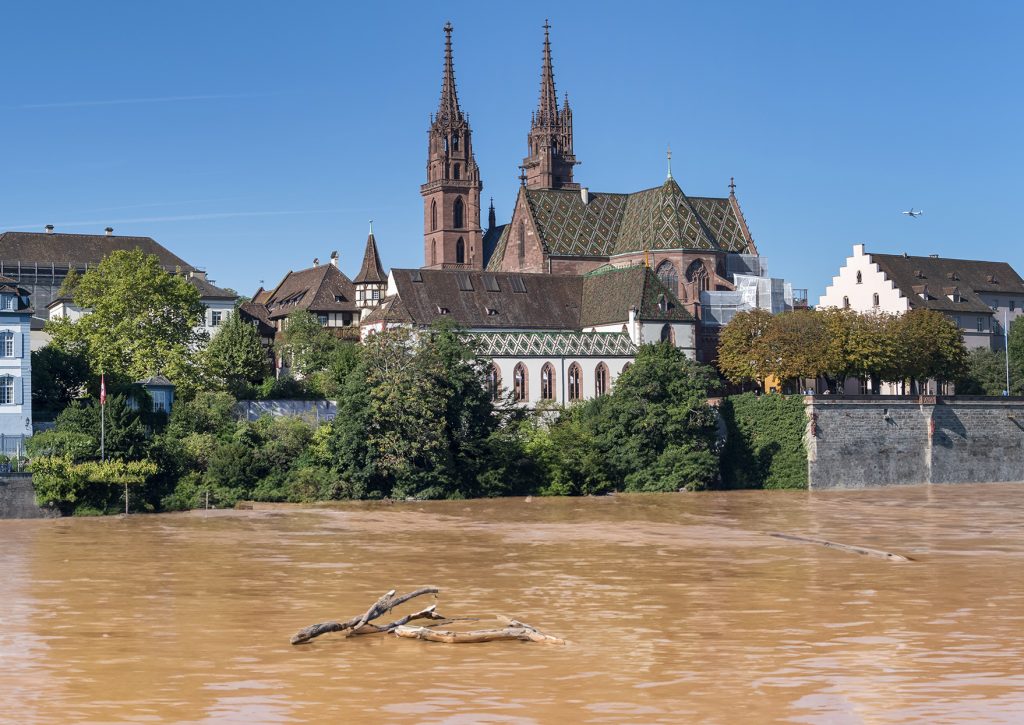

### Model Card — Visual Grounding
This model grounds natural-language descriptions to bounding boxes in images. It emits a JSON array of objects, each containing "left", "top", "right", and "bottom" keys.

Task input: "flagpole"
[
  {"left": 1006, "top": 308, "right": 1011, "bottom": 397},
  {"left": 100, "top": 372, "right": 106, "bottom": 462}
]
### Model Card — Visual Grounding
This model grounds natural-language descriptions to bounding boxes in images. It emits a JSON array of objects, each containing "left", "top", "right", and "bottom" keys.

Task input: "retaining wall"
[
  {"left": 0, "top": 474, "right": 58, "bottom": 519},
  {"left": 234, "top": 400, "right": 337, "bottom": 423},
  {"left": 806, "top": 396, "right": 1024, "bottom": 489}
]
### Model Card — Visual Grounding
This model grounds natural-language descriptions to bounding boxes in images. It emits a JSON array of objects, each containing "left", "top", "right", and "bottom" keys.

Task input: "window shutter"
[
  {"left": 16, "top": 331, "right": 23, "bottom": 358},
  {"left": 14, "top": 376, "right": 22, "bottom": 406}
]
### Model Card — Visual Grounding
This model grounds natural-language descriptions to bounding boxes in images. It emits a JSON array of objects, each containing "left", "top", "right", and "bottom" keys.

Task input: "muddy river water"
[{"left": 2, "top": 484, "right": 1024, "bottom": 723}]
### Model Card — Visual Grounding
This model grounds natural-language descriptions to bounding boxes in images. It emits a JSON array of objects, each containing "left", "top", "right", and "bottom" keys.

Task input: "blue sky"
[{"left": 2, "top": 1, "right": 1020, "bottom": 300}]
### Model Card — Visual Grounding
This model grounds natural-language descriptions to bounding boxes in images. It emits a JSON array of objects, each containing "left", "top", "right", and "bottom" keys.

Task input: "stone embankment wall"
[
  {"left": 0, "top": 474, "right": 58, "bottom": 519},
  {"left": 805, "top": 396, "right": 1024, "bottom": 489}
]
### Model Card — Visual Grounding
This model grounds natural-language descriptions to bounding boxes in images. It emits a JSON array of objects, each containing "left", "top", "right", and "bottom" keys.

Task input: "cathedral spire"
[
  {"left": 537, "top": 19, "right": 558, "bottom": 127},
  {"left": 437, "top": 21, "right": 462, "bottom": 123}
]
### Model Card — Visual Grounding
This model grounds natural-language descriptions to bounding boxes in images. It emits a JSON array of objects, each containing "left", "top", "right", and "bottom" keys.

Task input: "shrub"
[{"left": 719, "top": 393, "right": 807, "bottom": 489}]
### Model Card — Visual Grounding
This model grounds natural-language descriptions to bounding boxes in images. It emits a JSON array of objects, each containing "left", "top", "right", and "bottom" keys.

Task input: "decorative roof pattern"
[
  {"left": 468, "top": 331, "right": 637, "bottom": 358},
  {"left": 507, "top": 179, "right": 755, "bottom": 265},
  {"left": 580, "top": 265, "right": 693, "bottom": 327}
]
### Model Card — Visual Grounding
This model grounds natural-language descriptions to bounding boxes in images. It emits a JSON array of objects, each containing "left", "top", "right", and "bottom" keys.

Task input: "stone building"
[{"left": 819, "top": 243, "right": 1024, "bottom": 350}]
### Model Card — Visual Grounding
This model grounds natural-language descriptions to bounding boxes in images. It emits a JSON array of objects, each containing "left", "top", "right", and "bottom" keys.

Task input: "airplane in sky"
[{"left": 902, "top": 208, "right": 924, "bottom": 218}]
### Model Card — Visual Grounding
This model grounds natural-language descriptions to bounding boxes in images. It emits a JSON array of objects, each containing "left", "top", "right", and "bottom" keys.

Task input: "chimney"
[
  {"left": 105, "top": 227, "right": 114, "bottom": 236},
  {"left": 313, "top": 257, "right": 320, "bottom": 268},
  {"left": 580, "top": 187, "right": 590, "bottom": 205},
  {"left": 330, "top": 250, "right": 339, "bottom": 267},
  {"left": 45, "top": 224, "right": 54, "bottom": 234}
]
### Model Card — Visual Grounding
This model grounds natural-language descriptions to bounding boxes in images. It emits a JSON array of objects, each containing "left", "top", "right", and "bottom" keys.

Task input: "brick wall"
[{"left": 806, "top": 396, "right": 1024, "bottom": 489}]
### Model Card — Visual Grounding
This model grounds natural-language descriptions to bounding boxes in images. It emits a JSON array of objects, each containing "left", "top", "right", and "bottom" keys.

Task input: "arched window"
[
  {"left": 456, "top": 237, "right": 465, "bottom": 264},
  {"left": 656, "top": 260, "right": 678, "bottom": 292},
  {"left": 594, "top": 363, "right": 609, "bottom": 397},
  {"left": 486, "top": 365, "right": 500, "bottom": 400},
  {"left": 856, "top": 270, "right": 863, "bottom": 284},
  {"left": 513, "top": 363, "right": 528, "bottom": 402},
  {"left": 567, "top": 362, "right": 582, "bottom": 401},
  {"left": 541, "top": 363, "right": 555, "bottom": 401},
  {"left": 0, "top": 331, "right": 13, "bottom": 358},
  {"left": 431, "top": 200, "right": 438, "bottom": 231},
  {"left": 621, "top": 362, "right": 632, "bottom": 376},
  {"left": 452, "top": 134, "right": 459, "bottom": 151},
  {"left": 517, "top": 221, "right": 526, "bottom": 261},
  {"left": 873, "top": 292, "right": 880, "bottom": 307},
  {"left": 431, "top": 239, "right": 437, "bottom": 266},
  {"left": 453, "top": 163, "right": 461, "bottom": 180},
  {"left": 453, "top": 197, "right": 464, "bottom": 229},
  {"left": 660, "top": 323, "right": 675, "bottom": 344},
  {"left": 686, "top": 260, "right": 710, "bottom": 294},
  {"left": 843, "top": 296, "right": 850, "bottom": 309}
]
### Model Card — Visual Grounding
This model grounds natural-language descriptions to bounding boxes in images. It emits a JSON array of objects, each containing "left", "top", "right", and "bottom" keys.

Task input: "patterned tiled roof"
[
  {"left": 468, "top": 331, "right": 637, "bottom": 358},
  {"left": 496, "top": 179, "right": 754, "bottom": 268},
  {"left": 482, "top": 223, "right": 507, "bottom": 269},
  {"left": 580, "top": 265, "right": 693, "bottom": 327}
]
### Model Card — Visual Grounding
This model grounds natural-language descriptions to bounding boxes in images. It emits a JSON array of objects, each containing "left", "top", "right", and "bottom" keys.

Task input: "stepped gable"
[
  {"left": 385, "top": 268, "right": 583, "bottom": 329},
  {"left": 0, "top": 231, "right": 195, "bottom": 270},
  {"left": 871, "top": 253, "right": 1024, "bottom": 315},
  {"left": 262, "top": 264, "right": 359, "bottom": 321},
  {"left": 580, "top": 265, "right": 693, "bottom": 327}
]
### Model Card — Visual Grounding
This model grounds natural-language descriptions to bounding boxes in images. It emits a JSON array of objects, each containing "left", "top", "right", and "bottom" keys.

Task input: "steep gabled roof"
[
  {"left": 237, "top": 300, "right": 276, "bottom": 337},
  {"left": 186, "top": 275, "right": 237, "bottom": 301},
  {"left": 482, "top": 223, "right": 508, "bottom": 268},
  {"left": 580, "top": 265, "right": 693, "bottom": 327},
  {"left": 262, "top": 264, "right": 359, "bottom": 320},
  {"left": 871, "top": 253, "right": 1024, "bottom": 315},
  {"left": 0, "top": 231, "right": 195, "bottom": 271},
  {"left": 353, "top": 233, "right": 387, "bottom": 284}
]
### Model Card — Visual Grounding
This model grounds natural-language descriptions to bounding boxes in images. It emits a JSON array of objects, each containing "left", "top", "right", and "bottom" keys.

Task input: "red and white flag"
[{"left": 100, "top": 374, "right": 106, "bottom": 406}]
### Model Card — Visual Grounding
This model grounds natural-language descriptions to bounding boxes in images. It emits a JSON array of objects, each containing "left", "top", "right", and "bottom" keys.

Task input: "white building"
[
  {"left": 820, "top": 243, "right": 1024, "bottom": 351},
  {"left": 0, "top": 276, "right": 33, "bottom": 451},
  {"left": 185, "top": 271, "right": 238, "bottom": 339},
  {"left": 361, "top": 265, "right": 696, "bottom": 406}
]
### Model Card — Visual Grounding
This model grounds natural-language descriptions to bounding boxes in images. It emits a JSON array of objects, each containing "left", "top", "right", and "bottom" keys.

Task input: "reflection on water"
[{"left": 2, "top": 484, "right": 1024, "bottom": 723}]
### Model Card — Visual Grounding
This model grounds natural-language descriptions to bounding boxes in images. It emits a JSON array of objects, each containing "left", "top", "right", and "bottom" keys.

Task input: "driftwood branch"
[
  {"left": 350, "top": 604, "right": 450, "bottom": 635},
  {"left": 290, "top": 587, "right": 439, "bottom": 644},
  {"left": 768, "top": 532, "right": 912, "bottom": 562},
  {"left": 395, "top": 616, "right": 565, "bottom": 644}
]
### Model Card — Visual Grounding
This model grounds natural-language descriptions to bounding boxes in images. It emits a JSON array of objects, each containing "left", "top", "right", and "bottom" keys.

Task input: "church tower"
[
  {"left": 354, "top": 223, "right": 387, "bottom": 313},
  {"left": 520, "top": 21, "right": 579, "bottom": 190},
  {"left": 421, "top": 22, "right": 483, "bottom": 269}
]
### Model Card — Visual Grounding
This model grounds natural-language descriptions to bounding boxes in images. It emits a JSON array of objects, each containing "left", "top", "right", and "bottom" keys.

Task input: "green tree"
[
  {"left": 275, "top": 310, "right": 338, "bottom": 378},
  {"left": 759, "top": 309, "right": 831, "bottom": 389},
  {"left": 204, "top": 311, "right": 269, "bottom": 397},
  {"left": 51, "top": 394, "right": 149, "bottom": 461},
  {"left": 957, "top": 348, "right": 1024, "bottom": 396},
  {"left": 717, "top": 308, "right": 773, "bottom": 385},
  {"left": 588, "top": 342, "right": 720, "bottom": 492},
  {"left": 896, "top": 309, "right": 968, "bottom": 391},
  {"left": 45, "top": 249, "right": 207, "bottom": 393},
  {"left": 1010, "top": 317, "right": 1024, "bottom": 370},
  {"left": 847, "top": 311, "right": 900, "bottom": 392},
  {"left": 31, "top": 346, "right": 90, "bottom": 417}
]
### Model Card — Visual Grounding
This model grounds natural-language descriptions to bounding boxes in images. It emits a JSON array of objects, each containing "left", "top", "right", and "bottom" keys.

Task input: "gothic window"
[
  {"left": 517, "top": 221, "right": 526, "bottom": 261},
  {"left": 431, "top": 239, "right": 437, "bottom": 266},
  {"left": 541, "top": 363, "right": 555, "bottom": 401},
  {"left": 452, "top": 134, "right": 459, "bottom": 151},
  {"left": 453, "top": 197, "right": 464, "bottom": 229},
  {"left": 513, "top": 363, "right": 528, "bottom": 401},
  {"left": 621, "top": 362, "right": 632, "bottom": 374},
  {"left": 453, "top": 163, "right": 461, "bottom": 180},
  {"left": 656, "top": 260, "right": 678, "bottom": 292},
  {"left": 856, "top": 270, "right": 863, "bottom": 284},
  {"left": 456, "top": 237, "right": 465, "bottom": 264},
  {"left": 685, "top": 260, "right": 710, "bottom": 294},
  {"left": 873, "top": 293, "right": 880, "bottom": 307},
  {"left": 843, "top": 296, "right": 850, "bottom": 309},
  {"left": 568, "top": 362, "right": 582, "bottom": 402},
  {"left": 431, "top": 200, "right": 438, "bottom": 231},
  {"left": 660, "top": 323, "right": 675, "bottom": 345},
  {"left": 594, "top": 363, "right": 609, "bottom": 397},
  {"left": 486, "top": 364, "right": 500, "bottom": 400}
]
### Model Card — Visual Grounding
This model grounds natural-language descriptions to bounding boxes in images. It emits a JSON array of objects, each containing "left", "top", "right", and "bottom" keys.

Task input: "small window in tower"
[
  {"left": 453, "top": 197, "right": 465, "bottom": 229},
  {"left": 517, "top": 222, "right": 526, "bottom": 261},
  {"left": 453, "top": 163, "right": 461, "bottom": 180},
  {"left": 456, "top": 238, "right": 466, "bottom": 265},
  {"left": 431, "top": 200, "right": 438, "bottom": 231},
  {"left": 452, "top": 134, "right": 459, "bottom": 151}
]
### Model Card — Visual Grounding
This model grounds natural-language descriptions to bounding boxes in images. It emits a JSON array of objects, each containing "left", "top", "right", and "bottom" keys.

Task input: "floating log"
[
  {"left": 768, "top": 532, "right": 912, "bottom": 562},
  {"left": 290, "top": 587, "right": 439, "bottom": 644},
  {"left": 395, "top": 616, "right": 565, "bottom": 645}
]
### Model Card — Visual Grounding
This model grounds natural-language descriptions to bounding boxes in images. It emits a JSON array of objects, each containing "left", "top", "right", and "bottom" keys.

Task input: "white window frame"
[
  {"left": 0, "top": 332, "right": 12, "bottom": 357},
  {"left": 0, "top": 375, "right": 13, "bottom": 405}
]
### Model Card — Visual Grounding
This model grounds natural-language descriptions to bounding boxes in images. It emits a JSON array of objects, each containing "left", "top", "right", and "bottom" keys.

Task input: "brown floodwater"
[{"left": 2, "top": 484, "right": 1024, "bottom": 724}]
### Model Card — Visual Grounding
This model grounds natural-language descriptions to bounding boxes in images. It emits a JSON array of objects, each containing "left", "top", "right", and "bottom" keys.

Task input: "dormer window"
[
  {"left": 913, "top": 270, "right": 924, "bottom": 279},
  {"left": 335, "top": 295, "right": 344, "bottom": 302},
  {"left": 947, "top": 272, "right": 960, "bottom": 281},
  {"left": 486, "top": 307, "right": 499, "bottom": 316},
  {"left": 437, "top": 306, "right": 450, "bottom": 315},
  {"left": 987, "top": 274, "right": 998, "bottom": 284},
  {"left": 0, "top": 294, "right": 14, "bottom": 311},
  {"left": 657, "top": 294, "right": 672, "bottom": 313}
]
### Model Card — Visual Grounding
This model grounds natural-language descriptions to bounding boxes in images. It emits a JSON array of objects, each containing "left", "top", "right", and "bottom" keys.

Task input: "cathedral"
[{"left": 362, "top": 21, "right": 777, "bottom": 404}]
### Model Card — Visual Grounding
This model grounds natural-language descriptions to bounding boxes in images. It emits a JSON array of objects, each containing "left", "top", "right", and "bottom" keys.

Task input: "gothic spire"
[
  {"left": 436, "top": 21, "right": 462, "bottom": 123},
  {"left": 537, "top": 19, "right": 559, "bottom": 126}
]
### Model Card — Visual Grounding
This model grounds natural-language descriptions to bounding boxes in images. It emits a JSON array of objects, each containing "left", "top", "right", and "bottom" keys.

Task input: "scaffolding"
[{"left": 701, "top": 274, "right": 794, "bottom": 327}]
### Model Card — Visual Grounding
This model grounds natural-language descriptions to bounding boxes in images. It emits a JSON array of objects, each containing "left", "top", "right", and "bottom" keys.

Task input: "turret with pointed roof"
[
  {"left": 420, "top": 22, "right": 484, "bottom": 270},
  {"left": 355, "top": 223, "right": 387, "bottom": 310},
  {"left": 521, "top": 21, "right": 579, "bottom": 190}
]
